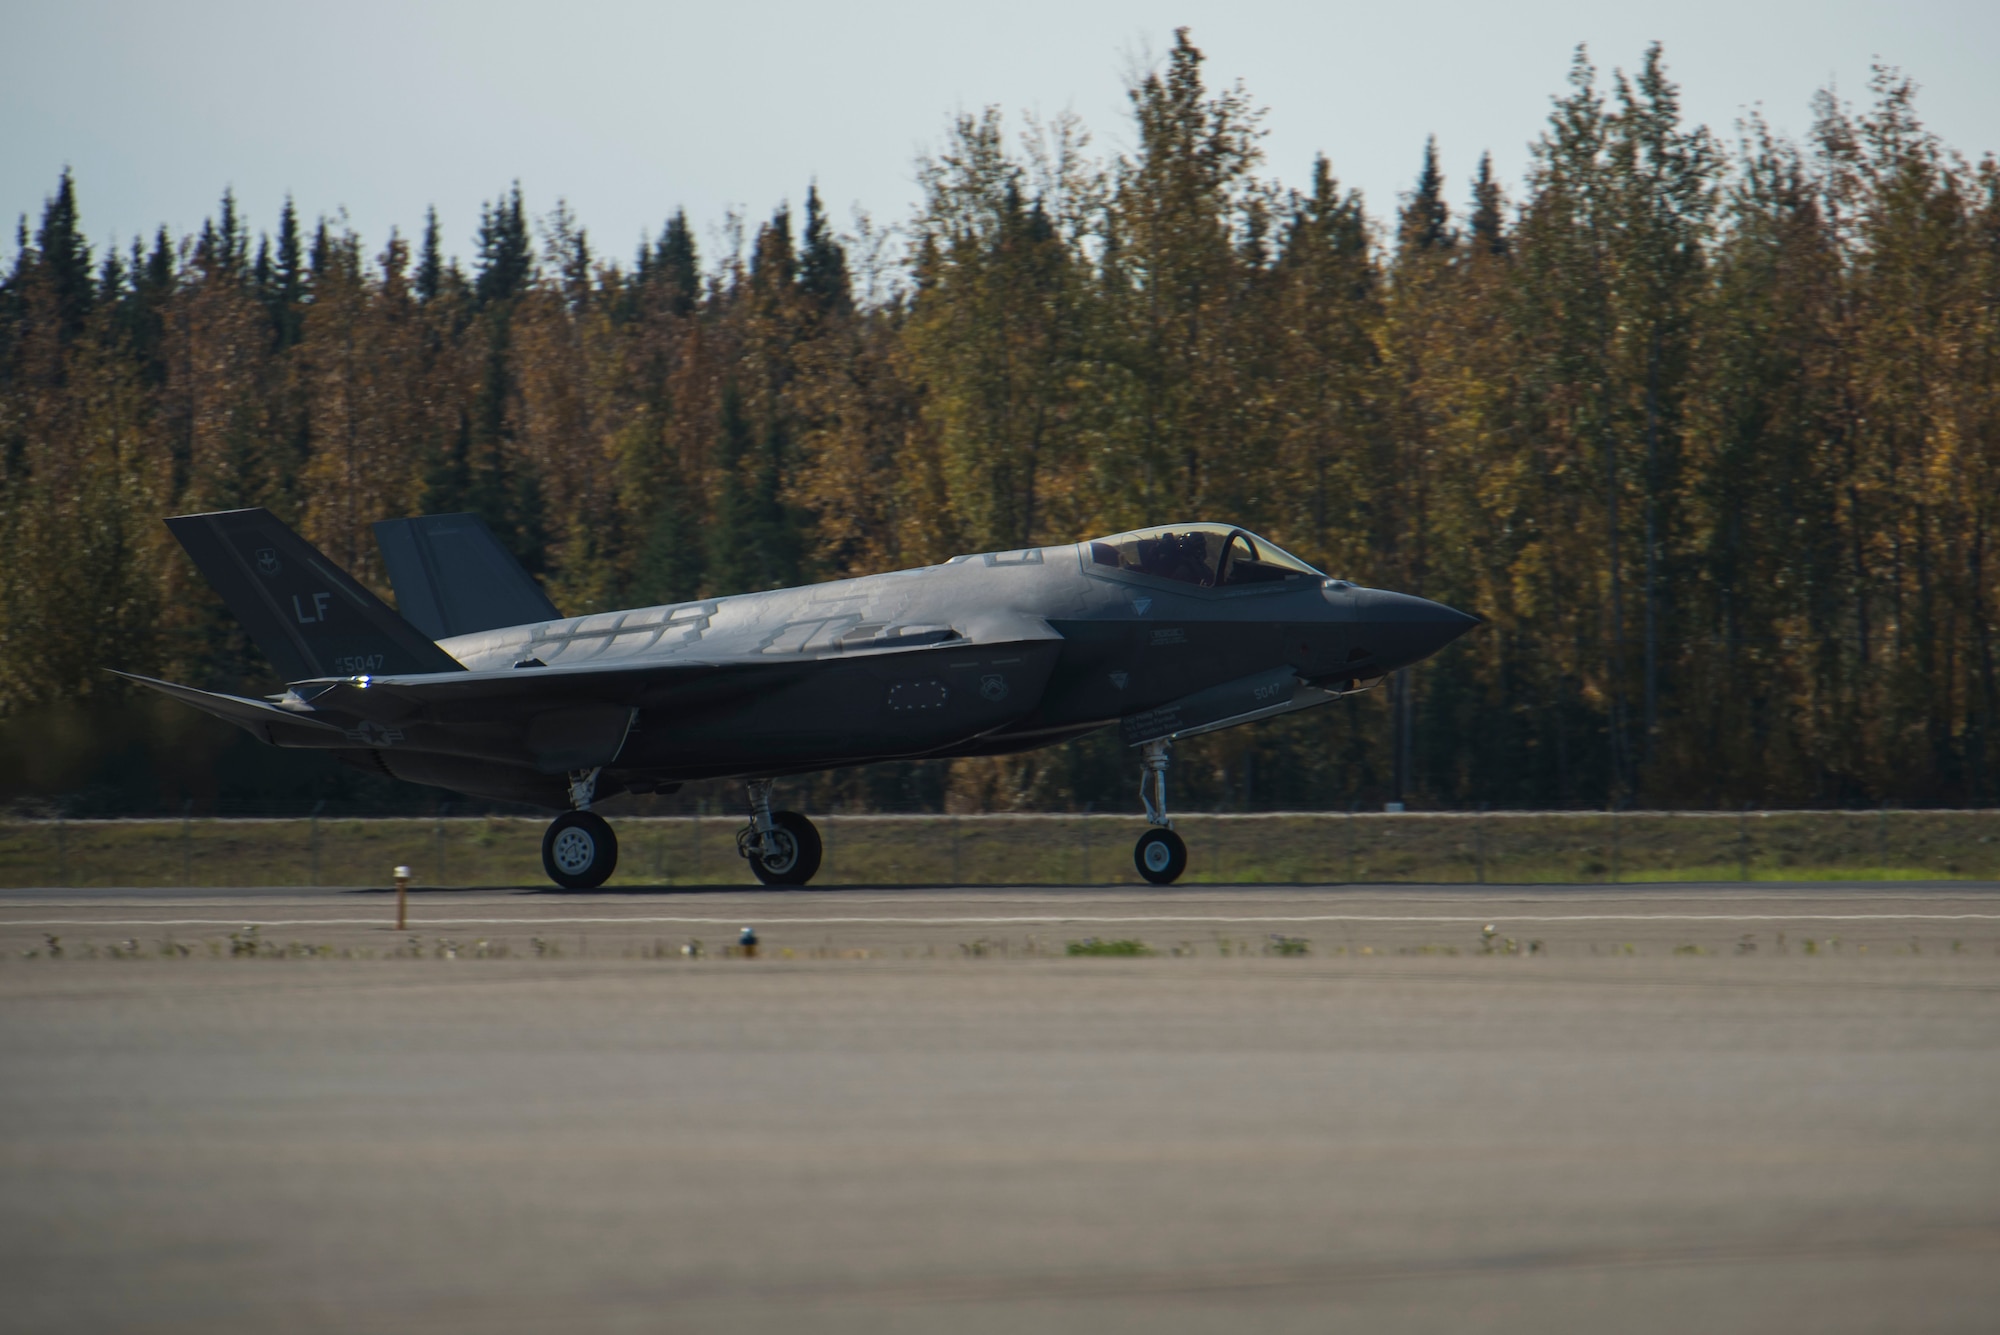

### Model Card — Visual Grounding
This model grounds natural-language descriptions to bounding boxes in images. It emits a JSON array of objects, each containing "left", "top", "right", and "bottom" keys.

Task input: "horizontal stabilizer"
[
  {"left": 373, "top": 513, "right": 559, "bottom": 640},
  {"left": 111, "top": 670, "right": 344, "bottom": 744},
  {"left": 167, "top": 508, "right": 465, "bottom": 682}
]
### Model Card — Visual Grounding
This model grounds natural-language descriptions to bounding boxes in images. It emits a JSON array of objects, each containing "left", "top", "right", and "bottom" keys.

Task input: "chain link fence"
[{"left": 4, "top": 809, "right": 1998, "bottom": 888}]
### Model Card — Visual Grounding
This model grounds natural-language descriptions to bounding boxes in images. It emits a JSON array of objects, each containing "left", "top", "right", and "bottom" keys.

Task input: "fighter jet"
[{"left": 122, "top": 509, "right": 1477, "bottom": 888}]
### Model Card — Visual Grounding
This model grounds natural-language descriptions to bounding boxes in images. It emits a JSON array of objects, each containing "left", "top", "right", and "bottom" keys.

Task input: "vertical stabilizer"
[
  {"left": 166, "top": 508, "right": 465, "bottom": 681},
  {"left": 373, "top": 513, "right": 561, "bottom": 640}
]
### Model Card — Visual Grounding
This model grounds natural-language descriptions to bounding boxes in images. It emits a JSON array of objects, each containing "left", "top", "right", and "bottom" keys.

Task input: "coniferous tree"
[
  {"left": 543, "top": 199, "right": 591, "bottom": 309},
  {"left": 751, "top": 204, "right": 795, "bottom": 292},
  {"left": 125, "top": 227, "right": 175, "bottom": 389},
  {"left": 626, "top": 421, "right": 706, "bottom": 606},
  {"left": 646, "top": 209, "right": 700, "bottom": 316},
  {"left": 452, "top": 186, "right": 543, "bottom": 573},
  {"left": 475, "top": 184, "right": 533, "bottom": 308},
  {"left": 1398, "top": 136, "right": 1454, "bottom": 254},
  {"left": 195, "top": 188, "right": 249, "bottom": 277},
  {"left": 416, "top": 206, "right": 444, "bottom": 302},
  {"left": 35, "top": 168, "right": 94, "bottom": 345},
  {"left": 265, "top": 195, "right": 305, "bottom": 348},
  {"left": 1468, "top": 152, "right": 1509, "bottom": 256},
  {"left": 705, "top": 381, "right": 757, "bottom": 592},
  {"left": 798, "top": 183, "right": 851, "bottom": 314}
]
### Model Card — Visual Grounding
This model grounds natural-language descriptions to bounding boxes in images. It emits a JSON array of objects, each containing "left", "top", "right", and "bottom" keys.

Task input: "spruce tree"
[
  {"left": 128, "top": 226, "right": 174, "bottom": 388},
  {"left": 474, "top": 184, "right": 533, "bottom": 308},
  {"left": 99, "top": 248, "right": 125, "bottom": 292},
  {"left": 420, "top": 409, "right": 473, "bottom": 514},
  {"left": 1468, "top": 151, "right": 1508, "bottom": 256},
  {"left": 263, "top": 195, "right": 305, "bottom": 347},
  {"left": 35, "top": 168, "right": 93, "bottom": 343},
  {"left": 706, "top": 382, "right": 757, "bottom": 592},
  {"left": 1397, "top": 136, "right": 1453, "bottom": 254},
  {"left": 544, "top": 199, "right": 591, "bottom": 308},
  {"left": 751, "top": 204, "right": 795, "bottom": 293},
  {"left": 628, "top": 452, "right": 706, "bottom": 606},
  {"left": 195, "top": 188, "right": 249, "bottom": 276},
  {"left": 652, "top": 209, "right": 699, "bottom": 315},
  {"left": 96, "top": 249, "right": 126, "bottom": 321},
  {"left": 416, "top": 206, "right": 444, "bottom": 301},
  {"left": 799, "top": 183, "right": 851, "bottom": 313}
]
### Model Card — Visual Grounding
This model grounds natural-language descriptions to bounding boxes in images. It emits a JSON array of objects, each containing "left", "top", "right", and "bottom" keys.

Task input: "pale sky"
[{"left": 6, "top": 0, "right": 1995, "bottom": 274}]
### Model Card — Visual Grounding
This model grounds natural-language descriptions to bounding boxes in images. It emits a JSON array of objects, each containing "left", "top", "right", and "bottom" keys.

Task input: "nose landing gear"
[
  {"left": 542, "top": 767, "right": 619, "bottom": 889},
  {"left": 738, "top": 779, "right": 824, "bottom": 886},
  {"left": 1134, "top": 740, "right": 1187, "bottom": 884}
]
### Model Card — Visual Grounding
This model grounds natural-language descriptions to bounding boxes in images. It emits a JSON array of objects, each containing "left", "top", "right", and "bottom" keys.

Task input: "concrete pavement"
[{"left": 2, "top": 882, "right": 1997, "bottom": 1332}]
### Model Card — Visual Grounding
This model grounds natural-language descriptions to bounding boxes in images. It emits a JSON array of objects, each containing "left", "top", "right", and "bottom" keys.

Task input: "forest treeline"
[{"left": 3, "top": 34, "right": 1997, "bottom": 812}]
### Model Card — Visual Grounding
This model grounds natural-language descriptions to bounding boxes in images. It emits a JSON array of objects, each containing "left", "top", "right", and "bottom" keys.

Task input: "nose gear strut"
[
  {"left": 1133, "top": 740, "right": 1188, "bottom": 884},
  {"left": 1139, "top": 741, "right": 1173, "bottom": 828}
]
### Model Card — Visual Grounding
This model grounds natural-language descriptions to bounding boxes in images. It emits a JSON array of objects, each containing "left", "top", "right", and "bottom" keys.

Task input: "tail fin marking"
[{"left": 166, "top": 508, "right": 465, "bottom": 681}]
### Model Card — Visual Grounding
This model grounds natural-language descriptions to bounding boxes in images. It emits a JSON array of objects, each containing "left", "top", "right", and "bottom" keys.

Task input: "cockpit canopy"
[{"left": 1087, "top": 524, "right": 1322, "bottom": 589}]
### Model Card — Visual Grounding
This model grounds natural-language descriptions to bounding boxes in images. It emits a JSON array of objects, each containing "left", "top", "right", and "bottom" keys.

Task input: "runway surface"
[{"left": 3, "top": 881, "right": 1998, "bottom": 1332}]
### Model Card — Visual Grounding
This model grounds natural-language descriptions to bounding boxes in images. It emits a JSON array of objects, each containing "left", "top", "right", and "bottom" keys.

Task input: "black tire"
[
  {"left": 1134, "top": 827, "right": 1187, "bottom": 885},
  {"left": 748, "top": 810, "right": 823, "bottom": 886},
  {"left": 542, "top": 810, "right": 618, "bottom": 890}
]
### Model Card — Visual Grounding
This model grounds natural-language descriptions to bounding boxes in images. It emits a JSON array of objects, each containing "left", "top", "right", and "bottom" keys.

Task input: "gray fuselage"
[{"left": 353, "top": 536, "right": 1474, "bottom": 805}]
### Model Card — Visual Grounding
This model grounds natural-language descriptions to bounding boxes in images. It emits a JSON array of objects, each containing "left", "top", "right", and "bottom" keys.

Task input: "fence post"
[
  {"left": 1476, "top": 804, "right": 1487, "bottom": 885},
  {"left": 309, "top": 799, "right": 324, "bottom": 887},
  {"left": 1610, "top": 807, "right": 1620, "bottom": 884},
  {"left": 1346, "top": 801, "right": 1357, "bottom": 884},
  {"left": 434, "top": 803, "right": 449, "bottom": 887},
  {"left": 1739, "top": 803, "right": 1750, "bottom": 881},
  {"left": 1081, "top": 807, "right": 1092, "bottom": 885},
  {"left": 180, "top": 798, "right": 193, "bottom": 886}
]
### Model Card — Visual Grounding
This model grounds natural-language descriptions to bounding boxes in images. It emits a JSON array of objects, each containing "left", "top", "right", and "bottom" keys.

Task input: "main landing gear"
[
  {"left": 543, "top": 767, "right": 618, "bottom": 890},
  {"left": 1134, "top": 739, "right": 1188, "bottom": 885},
  {"left": 737, "top": 779, "right": 824, "bottom": 886}
]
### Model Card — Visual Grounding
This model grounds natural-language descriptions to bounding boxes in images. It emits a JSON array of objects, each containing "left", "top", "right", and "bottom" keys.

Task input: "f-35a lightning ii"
[{"left": 123, "top": 509, "right": 1476, "bottom": 889}]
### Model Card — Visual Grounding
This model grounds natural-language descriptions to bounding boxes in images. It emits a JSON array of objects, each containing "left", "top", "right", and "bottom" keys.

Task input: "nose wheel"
[
  {"left": 738, "top": 780, "right": 824, "bottom": 886},
  {"left": 1132, "top": 739, "right": 1187, "bottom": 884},
  {"left": 1135, "top": 826, "right": 1187, "bottom": 884}
]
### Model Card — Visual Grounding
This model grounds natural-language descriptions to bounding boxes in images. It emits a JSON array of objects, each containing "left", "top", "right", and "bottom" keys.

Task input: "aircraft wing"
[
  {"left": 287, "top": 655, "right": 819, "bottom": 724},
  {"left": 122, "top": 623, "right": 1063, "bottom": 777}
]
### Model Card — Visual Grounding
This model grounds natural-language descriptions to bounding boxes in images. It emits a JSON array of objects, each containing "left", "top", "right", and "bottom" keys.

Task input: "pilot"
[{"left": 1154, "top": 532, "right": 1213, "bottom": 586}]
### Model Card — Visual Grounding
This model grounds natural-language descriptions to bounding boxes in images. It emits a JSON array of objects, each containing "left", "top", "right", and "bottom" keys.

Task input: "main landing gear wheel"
[
  {"left": 543, "top": 810, "right": 618, "bottom": 890},
  {"left": 747, "top": 810, "right": 823, "bottom": 887},
  {"left": 1134, "top": 827, "right": 1187, "bottom": 885}
]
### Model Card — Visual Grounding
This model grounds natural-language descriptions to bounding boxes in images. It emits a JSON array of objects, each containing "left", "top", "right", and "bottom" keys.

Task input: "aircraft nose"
[{"left": 1330, "top": 585, "right": 1481, "bottom": 669}]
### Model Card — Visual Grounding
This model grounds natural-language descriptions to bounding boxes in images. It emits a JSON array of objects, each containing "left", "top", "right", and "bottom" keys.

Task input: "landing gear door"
[
  {"left": 1118, "top": 668, "right": 1333, "bottom": 748},
  {"left": 527, "top": 706, "right": 637, "bottom": 774}
]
